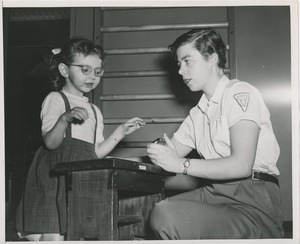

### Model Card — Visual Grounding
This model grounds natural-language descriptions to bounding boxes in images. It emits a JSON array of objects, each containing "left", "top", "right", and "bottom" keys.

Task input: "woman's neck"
[{"left": 203, "top": 69, "right": 224, "bottom": 100}]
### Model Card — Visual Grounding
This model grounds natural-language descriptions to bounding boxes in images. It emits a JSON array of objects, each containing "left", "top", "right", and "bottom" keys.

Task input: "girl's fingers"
[
  {"left": 66, "top": 107, "right": 89, "bottom": 123},
  {"left": 126, "top": 118, "right": 146, "bottom": 126},
  {"left": 122, "top": 118, "right": 146, "bottom": 135},
  {"left": 135, "top": 120, "right": 146, "bottom": 127},
  {"left": 125, "top": 120, "right": 146, "bottom": 128},
  {"left": 72, "top": 111, "right": 84, "bottom": 120},
  {"left": 69, "top": 111, "right": 87, "bottom": 122},
  {"left": 124, "top": 122, "right": 136, "bottom": 128},
  {"left": 137, "top": 120, "right": 146, "bottom": 126}
]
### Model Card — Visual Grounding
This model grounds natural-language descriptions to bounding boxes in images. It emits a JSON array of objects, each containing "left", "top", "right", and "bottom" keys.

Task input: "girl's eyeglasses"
[{"left": 69, "top": 64, "right": 104, "bottom": 77}]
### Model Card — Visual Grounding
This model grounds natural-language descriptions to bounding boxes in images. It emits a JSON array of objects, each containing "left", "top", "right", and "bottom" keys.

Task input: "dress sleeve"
[
  {"left": 41, "top": 92, "right": 65, "bottom": 136},
  {"left": 224, "top": 82, "right": 263, "bottom": 128}
]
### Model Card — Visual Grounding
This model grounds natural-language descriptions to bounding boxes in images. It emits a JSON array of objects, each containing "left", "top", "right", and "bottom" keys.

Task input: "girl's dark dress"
[{"left": 16, "top": 91, "right": 98, "bottom": 235}]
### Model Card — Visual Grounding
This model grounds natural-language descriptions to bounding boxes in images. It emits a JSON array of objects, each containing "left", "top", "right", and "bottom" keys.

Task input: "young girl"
[
  {"left": 147, "top": 29, "right": 284, "bottom": 239},
  {"left": 16, "top": 38, "right": 145, "bottom": 241}
]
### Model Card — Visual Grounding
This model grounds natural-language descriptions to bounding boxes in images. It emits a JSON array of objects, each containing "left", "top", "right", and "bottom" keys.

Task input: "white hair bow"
[{"left": 51, "top": 48, "right": 62, "bottom": 55}]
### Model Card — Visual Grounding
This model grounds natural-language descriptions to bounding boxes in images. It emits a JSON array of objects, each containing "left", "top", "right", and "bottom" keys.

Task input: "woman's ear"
[
  {"left": 208, "top": 53, "right": 218, "bottom": 67},
  {"left": 58, "top": 63, "right": 69, "bottom": 78}
]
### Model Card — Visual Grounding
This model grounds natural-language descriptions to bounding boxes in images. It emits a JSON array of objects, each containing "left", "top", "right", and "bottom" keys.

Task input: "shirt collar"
[
  {"left": 62, "top": 87, "right": 89, "bottom": 103},
  {"left": 197, "top": 75, "right": 230, "bottom": 111}
]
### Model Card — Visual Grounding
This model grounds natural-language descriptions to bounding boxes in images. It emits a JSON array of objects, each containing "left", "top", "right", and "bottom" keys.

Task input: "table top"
[{"left": 52, "top": 157, "right": 175, "bottom": 176}]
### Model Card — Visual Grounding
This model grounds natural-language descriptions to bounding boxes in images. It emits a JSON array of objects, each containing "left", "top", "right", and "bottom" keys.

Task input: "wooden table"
[{"left": 53, "top": 157, "right": 174, "bottom": 241}]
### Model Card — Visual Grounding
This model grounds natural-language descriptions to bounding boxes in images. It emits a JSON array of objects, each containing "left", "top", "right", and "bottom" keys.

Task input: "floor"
[
  {"left": 6, "top": 205, "right": 294, "bottom": 241},
  {"left": 283, "top": 221, "right": 293, "bottom": 238},
  {"left": 6, "top": 203, "right": 21, "bottom": 241}
]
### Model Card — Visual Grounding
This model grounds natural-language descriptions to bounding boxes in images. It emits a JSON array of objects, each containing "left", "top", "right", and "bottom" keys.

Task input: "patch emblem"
[{"left": 234, "top": 92, "right": 250, "bottom": 112}]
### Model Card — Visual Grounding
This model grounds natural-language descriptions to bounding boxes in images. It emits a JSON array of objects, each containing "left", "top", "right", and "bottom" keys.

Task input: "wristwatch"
[{"left": 183, "top": 158, "right": 190, "bottom": 175}]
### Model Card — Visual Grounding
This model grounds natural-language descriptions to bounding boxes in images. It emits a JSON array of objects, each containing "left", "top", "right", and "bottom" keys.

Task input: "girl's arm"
[
  {"left": 95, "top": 117, "right": 145, "bottom": 158},
  {"left": 147, "top": 120, "right": 259, "bottom": 180},
  {"left": 43, "top": 107, "right": 89, "bottom": 150}
]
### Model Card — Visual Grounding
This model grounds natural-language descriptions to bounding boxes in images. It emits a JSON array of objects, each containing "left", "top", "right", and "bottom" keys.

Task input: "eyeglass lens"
[
  {"left": 81, "top": 66, "right": 103, "bottom": 77},
  {"left": 70, "top": 64, "right": 104, "bottom": 77}
]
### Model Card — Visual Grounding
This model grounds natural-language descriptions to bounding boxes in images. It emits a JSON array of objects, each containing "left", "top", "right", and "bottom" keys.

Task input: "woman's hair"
[
  {"left": 169, "top": 29, "right": 226, "bottom": 69},
  {"left": 49, "top": 38, "right": 105, "bottom": 90}
]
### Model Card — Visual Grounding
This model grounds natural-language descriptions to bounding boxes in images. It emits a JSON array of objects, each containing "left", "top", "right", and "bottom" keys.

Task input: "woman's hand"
[
  {"left": 147, "top": 133, "right": 184, "bottom": 173},
  {"left": 63, "top": 107, "right": 89, "bottom": 123}
]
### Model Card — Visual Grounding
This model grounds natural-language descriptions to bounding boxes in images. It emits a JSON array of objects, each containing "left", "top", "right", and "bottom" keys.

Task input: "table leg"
[{"left": 66, "top": 170, "right": 116, "bottom": 240}]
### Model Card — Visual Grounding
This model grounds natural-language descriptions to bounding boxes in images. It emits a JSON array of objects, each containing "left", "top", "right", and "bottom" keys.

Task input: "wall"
[
  {"left": 234, "top": 6, "right": 292, "bottom": 221},
  {"left": 97, "top": 7, "right": 230, "bottom": 157}
]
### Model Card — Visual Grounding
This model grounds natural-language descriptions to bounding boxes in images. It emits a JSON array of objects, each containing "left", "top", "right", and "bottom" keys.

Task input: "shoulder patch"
[{"left": 233, "top": 92, "right": 250, "bottom": 112}]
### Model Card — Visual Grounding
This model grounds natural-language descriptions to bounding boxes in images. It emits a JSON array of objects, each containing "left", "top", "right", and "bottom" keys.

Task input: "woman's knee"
[
  {"left": 150, "top": 200, "right": 186, "bottom": 240},
  {"left": 150, "top": 200, "right": 178, "bottom": 234},
  {"left": 150, "top": 200, "right": 170, "bottom": 230}
]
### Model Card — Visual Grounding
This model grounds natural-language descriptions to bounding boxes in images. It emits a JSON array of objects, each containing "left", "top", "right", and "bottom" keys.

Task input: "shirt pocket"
[{"left": 210, "top": 116, "right": 231, "bottom": 157}]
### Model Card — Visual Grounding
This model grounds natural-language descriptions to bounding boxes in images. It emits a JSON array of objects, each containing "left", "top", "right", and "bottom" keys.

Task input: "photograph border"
[{"left": 0, "top": 0, "right": 299, "bottom": 243}]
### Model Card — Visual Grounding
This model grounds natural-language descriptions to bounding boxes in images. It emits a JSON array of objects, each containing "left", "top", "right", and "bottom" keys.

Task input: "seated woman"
[{"left": 147, "top": 28, "right": 284, "bottom": 239}]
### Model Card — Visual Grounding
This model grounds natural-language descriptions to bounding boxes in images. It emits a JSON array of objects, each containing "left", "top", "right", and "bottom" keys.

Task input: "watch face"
[{"left": 184, "top": 160, "right": 190, "bottom": 167}]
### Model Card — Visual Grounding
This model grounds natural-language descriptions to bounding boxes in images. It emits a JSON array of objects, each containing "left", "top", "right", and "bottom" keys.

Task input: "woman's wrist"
[
  {"left": 182, "top": 158, "right": 191, "bottom": 175},
  {"left": 177, "top": 158, "right": 184, "bottom": 174}
]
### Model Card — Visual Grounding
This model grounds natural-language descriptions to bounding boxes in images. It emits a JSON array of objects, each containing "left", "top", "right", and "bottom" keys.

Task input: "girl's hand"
[
  {"left": 64, "top": 107, "right": 89, "bottom": 123},
  {"left": 113, "top": 117, "right": 145, "bottom": 141},
  {"left": 122, "top": 117, "right": 145, "bottom": 135},
  {"left": 147, "top": 133, "right": 184, "bottom": 173}
]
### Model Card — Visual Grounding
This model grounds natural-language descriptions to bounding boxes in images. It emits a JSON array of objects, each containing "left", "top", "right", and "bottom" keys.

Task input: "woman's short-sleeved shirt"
[
  {"left": 41, "top": 89, "right": 105, "bottom": 144},
  {"left": 173, "top": 75, "right": 280, "bottom": 175}
]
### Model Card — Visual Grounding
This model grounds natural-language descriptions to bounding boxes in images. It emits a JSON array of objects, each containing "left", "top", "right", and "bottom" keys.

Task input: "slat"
[
  {"left": 101, "top": 22, "right": 229, "bottom": 33},
  {"left": 105, "top": 47, "right": 169, "bottom": 55},
  {"left": 102, "top": 69, "right": 230, "bottom": 78},
  {"left": 9, "top": 44, "right": 56, "bottom": 49},
  {"left": 9, "top": 8, "right": 70, "bottom": 22},
  {"left": 105, "top": 45, "right": 229, "bottom": 55},
  {"left": 102, "top": 70, "right": 169, "bottom": 78},
  {"left": 100, "top": 94, "right": 178, "bottom": 101},
  {"left": 104, "top": 117, "right": 185, "bottom": 124}
]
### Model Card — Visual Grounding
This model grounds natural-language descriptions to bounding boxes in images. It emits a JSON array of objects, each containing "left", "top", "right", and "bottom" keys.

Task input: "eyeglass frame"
[{"left": 68, "top": 64, "right": 104, "bottom": 77}]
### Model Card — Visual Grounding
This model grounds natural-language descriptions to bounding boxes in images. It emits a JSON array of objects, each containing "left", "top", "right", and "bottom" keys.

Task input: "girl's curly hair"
[{"left": 48, "top": 38, "right": 105, "bottom": 91}]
